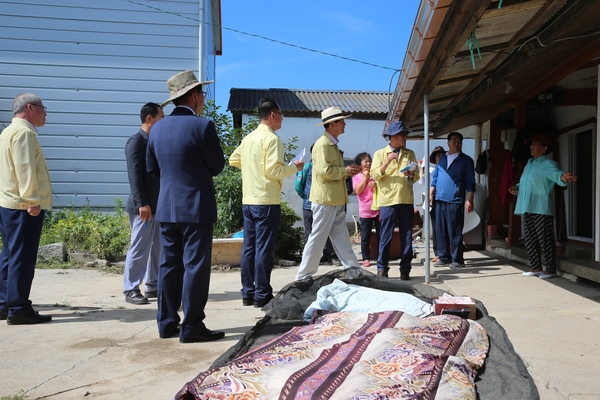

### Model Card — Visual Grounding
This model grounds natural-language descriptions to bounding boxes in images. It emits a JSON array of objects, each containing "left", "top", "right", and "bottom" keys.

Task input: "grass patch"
[
  {"left": 1, "top": 390, "right": 25, "bottom": 400},
  {"left": 36, "top": 259, "right": 78, "bottom": 270}
]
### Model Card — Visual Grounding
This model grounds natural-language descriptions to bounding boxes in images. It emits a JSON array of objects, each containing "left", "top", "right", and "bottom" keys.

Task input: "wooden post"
[{"left": 507, "top": 102, "right": 527, "bottom": 246}]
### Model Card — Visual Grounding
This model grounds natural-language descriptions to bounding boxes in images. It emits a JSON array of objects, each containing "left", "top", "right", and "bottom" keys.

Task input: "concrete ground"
[{"left": 1, "top": 248, "right": 600, "bottom": 399}]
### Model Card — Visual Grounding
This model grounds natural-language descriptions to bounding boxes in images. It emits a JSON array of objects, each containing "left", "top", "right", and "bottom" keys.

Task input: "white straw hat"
[{"left": 316, "top": 106, "right": 352, "bottom": 126}]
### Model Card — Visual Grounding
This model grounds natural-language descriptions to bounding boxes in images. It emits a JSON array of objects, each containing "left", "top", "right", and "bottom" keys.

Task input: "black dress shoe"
[
  {"left": 7, "top": 311, "right": 52, "bottom": 325},
  {"left": 254, "top": 294, "right": 273, "bottom": 308},
  {"left": 377, "top": 269, "right": 389, "bottom": 278},
  {"left": 145, "top": 290, "right": 157, "bottom": 299},
  {"left": 159, "top": 324, "right": 180, "bottom": 339},
  {"left": 242, "top": 298, "right": 254, "bottom": 306},
  {"left": 179, "top": 329, "right": 225, "bottom": 343},
  {"left": 125, "top": 290, "right": 149, "bottom": 305},
  {"left": 400, "top": 270, "right": 410, "bottom": 281},
  {"left": 0, "top": 309, "right": 7, "bottom": 321}
]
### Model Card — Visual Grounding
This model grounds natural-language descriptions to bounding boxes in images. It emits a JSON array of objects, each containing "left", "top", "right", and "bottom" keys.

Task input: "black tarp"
[{"left": 211, "top": 268, "right": 539, "bottom": 400}]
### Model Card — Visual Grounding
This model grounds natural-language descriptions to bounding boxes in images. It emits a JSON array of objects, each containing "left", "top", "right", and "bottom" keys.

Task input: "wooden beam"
[
  {"left": 399, "top": 0, "right": 491, "bottom": 127},
  {"left": 433, "top": 0, "right": 568, "bottom": 133},
  {"left": 454, "top": 40, "right": 526, "bottom": 58},
  {"left": 434, "top": 33, "right": 600, "bottom": 135},
  {"left": 553, "top": 88, "right": 598, "bottom": 107},
  {"left": 519, "top": 40, "right": 600, "bottom": 103},
  {"left": 507, "top": 102, "right": 527, "bottom": 247},
  {"left": 556, "top": 116, "right": 597, "bottom": 135}
]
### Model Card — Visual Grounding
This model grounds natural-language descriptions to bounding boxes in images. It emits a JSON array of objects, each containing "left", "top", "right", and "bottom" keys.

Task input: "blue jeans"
[
  {"left": 241, "top": 205, "right": 281, "bottom": 301},
  {"left": 359, "top": 216, "right": 380, "bottom": 260}
]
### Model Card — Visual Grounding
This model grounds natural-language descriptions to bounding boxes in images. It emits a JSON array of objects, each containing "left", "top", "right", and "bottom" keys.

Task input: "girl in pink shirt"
[{"left": 352, "top": 152, "right": 380, "bottom": 267}]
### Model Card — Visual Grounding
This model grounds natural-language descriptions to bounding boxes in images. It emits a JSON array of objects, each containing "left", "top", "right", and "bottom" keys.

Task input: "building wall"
[{"left": 0, "top": 0, "right": 215, "bottom": 207}]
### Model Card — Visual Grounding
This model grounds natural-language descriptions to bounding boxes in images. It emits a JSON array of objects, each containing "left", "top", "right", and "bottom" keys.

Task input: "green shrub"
[
  {"left": 275, "top": 202, "right": 304, "bottom": 259},
  {"left": 40, "top": 199, "right": 130, "bottom": 261}
]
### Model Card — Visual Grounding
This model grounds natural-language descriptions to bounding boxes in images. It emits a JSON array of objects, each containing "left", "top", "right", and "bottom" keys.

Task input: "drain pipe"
[{"left": 423, "top": 94, "right": 430, "bottom": 284}]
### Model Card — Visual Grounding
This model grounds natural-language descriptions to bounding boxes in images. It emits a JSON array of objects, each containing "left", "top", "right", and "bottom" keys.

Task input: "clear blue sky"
[{"left": 214, "top": 1, "right": 421, "bottom": 111}]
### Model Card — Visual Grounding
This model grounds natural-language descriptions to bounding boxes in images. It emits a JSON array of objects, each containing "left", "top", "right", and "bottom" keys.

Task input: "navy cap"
[{"left": 386, "top": 121, "right": 413, "bottom": 137}]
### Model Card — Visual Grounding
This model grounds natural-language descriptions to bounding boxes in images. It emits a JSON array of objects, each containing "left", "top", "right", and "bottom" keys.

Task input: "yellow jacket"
[
  {"left": 0, "top": 118, "right": 52, "bottom": 210},
  {"left": 229, "top": 124, "right": 297, "bottom": 205},
  {"left": 309, "top": 132, "right": 349, "bottom": 206},
  {"left": 371, "top": 145, "right": 419, "bottom": 206}
]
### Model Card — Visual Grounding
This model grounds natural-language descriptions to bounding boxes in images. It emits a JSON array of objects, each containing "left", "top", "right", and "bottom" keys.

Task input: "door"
[{"left": 566, "top": 128, "right": 594, "bottom": 242}]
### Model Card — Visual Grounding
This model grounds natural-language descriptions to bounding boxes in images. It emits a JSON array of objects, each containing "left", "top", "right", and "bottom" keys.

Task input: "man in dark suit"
[
  {"left": 123, "top": 102, "right": 164, "bottom": 305},
  {"left": 146, "top": 71, "right": 225, "bottom": 343}
]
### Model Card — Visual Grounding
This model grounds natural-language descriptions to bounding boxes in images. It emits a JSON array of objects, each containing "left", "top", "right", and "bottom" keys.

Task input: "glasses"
[
  {"left": 194, "top": 90, "right": 207, "bottom": 97},
  {"left": 272, "top": 111, "right": 284, "bottom": 117},
  {"left": 30, "top": 103, "right": 47, "bottom": 112}
]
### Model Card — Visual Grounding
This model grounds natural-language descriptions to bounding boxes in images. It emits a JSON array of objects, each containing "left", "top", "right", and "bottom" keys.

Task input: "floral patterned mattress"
[{"left": 175, "top": 310, "right": 489, "bottom": 399}]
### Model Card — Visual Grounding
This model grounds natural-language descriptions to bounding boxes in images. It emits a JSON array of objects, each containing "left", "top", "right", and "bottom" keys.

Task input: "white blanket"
[{"left": 303, "top": 278, "right": 434, "bottom": 321}]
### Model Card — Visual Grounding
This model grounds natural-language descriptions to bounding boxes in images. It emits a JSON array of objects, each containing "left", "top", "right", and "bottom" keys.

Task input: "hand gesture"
[
  {"left": 508, "top": 186, "right": 518, "bottom": 195},
  {"left": 346, "top": 164, "right": 361, "bottom": 176},
  {"left": 560, "top": 172, "right": 577, "bottom": 183},
  {"left": 294, "top": 160, "right": 305, "bottom": 171}
]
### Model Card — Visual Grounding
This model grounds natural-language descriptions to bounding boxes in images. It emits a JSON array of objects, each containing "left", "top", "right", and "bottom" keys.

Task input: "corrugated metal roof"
[{"left": 227, "top": 88, "right": 391, "bottom": 115}]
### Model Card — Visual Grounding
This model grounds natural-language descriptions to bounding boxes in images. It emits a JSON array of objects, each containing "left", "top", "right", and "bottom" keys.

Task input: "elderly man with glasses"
[{"left": 0, "top": 93, "right": 53, "bottom": 325}]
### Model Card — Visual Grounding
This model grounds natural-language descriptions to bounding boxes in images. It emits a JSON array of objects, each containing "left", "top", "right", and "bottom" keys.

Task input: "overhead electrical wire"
[{"left": 123, "top": 0, "right": 398, "bottom": 72}]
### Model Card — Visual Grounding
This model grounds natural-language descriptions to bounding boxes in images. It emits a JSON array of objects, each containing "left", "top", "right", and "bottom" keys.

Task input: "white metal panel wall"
[{"left": 0, "top": 0, "right": 215, "bottom": 207}]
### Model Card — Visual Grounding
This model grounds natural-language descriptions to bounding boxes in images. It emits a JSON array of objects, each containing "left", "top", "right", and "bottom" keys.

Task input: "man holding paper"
[
  {"left": 371, "top": 121, "right": 420, "bottom": 280},
  {"left": 230, "top": 98, "right": 303, "bottom": 308}
]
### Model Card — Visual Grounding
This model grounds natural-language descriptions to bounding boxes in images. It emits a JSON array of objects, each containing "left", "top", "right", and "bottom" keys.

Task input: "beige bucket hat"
[{"left": 161, "top": 70, "right": 214, "bottom": 107}]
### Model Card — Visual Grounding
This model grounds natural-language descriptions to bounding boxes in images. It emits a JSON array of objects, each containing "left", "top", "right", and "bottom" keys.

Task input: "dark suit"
[
  {"left": 123, "top": 129, "right": 161, "bottom": 294},
  {"left": 125, "top": 129, "right": 159, "bottom": 215},
  {"left": 146, "top": 106, "right": 224, "bottom": 338}
]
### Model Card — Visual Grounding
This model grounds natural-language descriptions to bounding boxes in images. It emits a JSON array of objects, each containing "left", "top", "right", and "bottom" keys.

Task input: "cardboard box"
[{"left": 433, "top": 297, "right": 476, "bottom": 320}]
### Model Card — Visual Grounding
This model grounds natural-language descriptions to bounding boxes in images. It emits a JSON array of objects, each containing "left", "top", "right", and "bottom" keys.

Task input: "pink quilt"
[{"left": 176, "top": 311, "right": 489, "bottom": 399}]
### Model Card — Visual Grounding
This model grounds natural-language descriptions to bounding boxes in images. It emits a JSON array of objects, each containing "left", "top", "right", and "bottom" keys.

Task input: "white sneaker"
[
  {"left": 539, "top": 272, "right": 557, "bottom": 279},
  {"left": 522, "top": 271, "right": 543, "bottom": 277}
]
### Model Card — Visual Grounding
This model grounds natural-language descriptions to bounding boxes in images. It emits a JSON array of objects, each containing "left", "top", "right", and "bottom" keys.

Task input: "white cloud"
[{"left": 318, "top": 11, "right": 374, "bottom": 34}]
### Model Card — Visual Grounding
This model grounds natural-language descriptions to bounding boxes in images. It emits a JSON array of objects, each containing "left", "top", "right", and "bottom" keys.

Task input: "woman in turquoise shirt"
[{"left": 509, "top": 134, "right": 577, "bottom": 279}]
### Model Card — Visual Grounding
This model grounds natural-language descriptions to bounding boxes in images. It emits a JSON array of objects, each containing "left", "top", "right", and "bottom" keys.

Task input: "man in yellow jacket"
[
  {"left": 295, "top": 107, "right": 361, "bottom": 285},
  {"left": 230, "top": 98, "right": 303, "bottom": 308},
  {"left": 0, "top": 93, "right": 53, "bottom": 325},
  {"left": 371, "top": 121, "right": 420, "bottom": 280}
]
